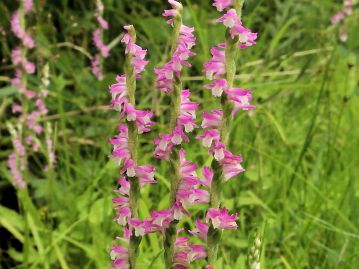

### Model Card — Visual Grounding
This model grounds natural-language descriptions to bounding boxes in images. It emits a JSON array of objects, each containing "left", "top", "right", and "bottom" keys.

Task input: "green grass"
[{"left": 0, "top": 0, "right": 359, "bottom": 268}]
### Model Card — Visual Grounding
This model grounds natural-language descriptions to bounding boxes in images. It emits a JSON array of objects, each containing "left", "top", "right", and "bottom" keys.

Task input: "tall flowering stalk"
[
  {"left": 91, "top": 0, "right": 110, "bottom": 79},
  {"left": 152, "top": 1, "right": 207, "bottom": 267},
  {"left": 109, "top": 25, "right": 155, "bottom": 269},
  {"left": 196, "top": 0, "right": 257, "bottom": 266},
  {"left": 8, "top": 0, "right": 36, "bottom": 188}
]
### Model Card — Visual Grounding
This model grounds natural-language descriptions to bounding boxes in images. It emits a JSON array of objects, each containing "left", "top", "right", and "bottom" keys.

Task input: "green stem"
[
  {"left": 124, "top": 25, "right": 141, "bottom": 269},
  {"left": 163, "top": 11, "right": 183, "bottom": 269},
  {"left": 207, "top": 1, "right": 245, "bottom": 266}
]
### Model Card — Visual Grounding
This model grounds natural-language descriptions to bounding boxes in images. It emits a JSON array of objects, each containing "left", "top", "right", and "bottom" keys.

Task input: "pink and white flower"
[{"left": 206, "top": 208, "right": 238, "bottom": 230}]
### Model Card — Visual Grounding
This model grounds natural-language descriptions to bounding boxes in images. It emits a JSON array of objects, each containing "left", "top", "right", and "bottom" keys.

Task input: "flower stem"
[
  {"left": 208, "top": 1, "right": 245, "bottom": 266},
  {"left": 164, "top": 12, "right": 183, "bottom": 269},
  {"left": 124, "top": 25, "right": 141, "bottom": 269}
]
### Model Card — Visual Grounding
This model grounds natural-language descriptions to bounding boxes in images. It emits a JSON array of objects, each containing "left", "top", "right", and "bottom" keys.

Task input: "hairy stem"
[
  {"left": 207, "top": 1, "right": 245, "bottom": 266},
  {"left": 124, "top": 25, "right": 141, "bottom": 269},
  {"left": 164, "top": 12, "right": 183, "bottom": 269}
]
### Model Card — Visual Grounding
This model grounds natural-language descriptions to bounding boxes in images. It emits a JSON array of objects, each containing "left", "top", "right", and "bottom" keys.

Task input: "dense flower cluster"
[
  {"left": 91, "top": 0, "right": 110, "bottom": 79},
  {"left": 153, "top": 89, "right": 198, "bottom": 159},
  {"left": 153, "top": 1, "right": 199, "bottom": 163},
  {"left": 109, "top": 25, "right": 156, "bottom": 268},
  {"left": 155, "top": 1, "right": 196, "bottom": 93},
  {"left": 331, "top": 0, "right": 354, "bottom": 42},
  {"left": 196, "top": 1, "right": 257, "bottom": 265},
  {"left": 199, "top": 1, "right": 257, "bottom": 169},
  {"left": 108, "top": 1, "right": 256, "bottom": 267},
  {"left": 8, "top": 0, "right": 55, "bottom": 187}
]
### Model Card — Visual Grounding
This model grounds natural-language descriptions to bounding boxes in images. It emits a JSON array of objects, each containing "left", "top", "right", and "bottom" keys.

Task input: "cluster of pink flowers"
[
  {"left": 155, "top": 1, "right": 196, "bottom": 93},
  {"left": 8, "top": 1, "right": 56, "bottom": 188},
  {"left": 153, "top": 89, "right": 199, "bottom": 159},
  {"left": 172, "top": 230, "right": 207, "bottom": 267},
  {"left": 91, "top": 0, "right": 110, "bottom": 79},
  {"left": 194, "top": 0, "right": 257, "bottom": 260},
  {"left": 153, "top": 0, "right": 199, "bottom": 162},
  {"left": 199, "top": 2, "right": 256, "bottom": 174},
  {"left": 331, "top": 0, "right": 354, "bottom": 42},
  {"left": 10, "top": 10, "right": 35, "bottom": 48},
  {"left": 109, "top": 25, "right": 157, "bottom": 269},
  {"left": 7, "top": 129, "right": 26, "bottom": 188},
  {"left": 203, "top": 51, "right": 255, "bottom": 113},
  {"left": 109, "top": 1, "right": 254, "bottom": 267}
]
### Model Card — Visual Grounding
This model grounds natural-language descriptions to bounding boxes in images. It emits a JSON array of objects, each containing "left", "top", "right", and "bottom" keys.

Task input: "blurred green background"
[{"left": 0, "top": 0, "right": 358, "bottom": 268}]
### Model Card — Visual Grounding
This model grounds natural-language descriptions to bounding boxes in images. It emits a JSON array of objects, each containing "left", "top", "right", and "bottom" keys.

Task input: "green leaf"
[{"left": 0, "top": 86, "right": 17, "bottom": 98}]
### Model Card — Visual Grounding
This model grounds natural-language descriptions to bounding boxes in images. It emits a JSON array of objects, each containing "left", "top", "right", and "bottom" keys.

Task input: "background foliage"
[{"left": 0, "top": 0, "right": 358, "bottom": 268}]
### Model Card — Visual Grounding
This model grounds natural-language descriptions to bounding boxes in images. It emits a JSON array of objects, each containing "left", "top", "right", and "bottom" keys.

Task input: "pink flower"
[
  {"left": 22, "top": 60, "right": 36, "bottom": 74},
  {"left": 188, "top": 244, "right": 207, "bottom": 262},
  {"left": 114, "top": 207, "right": 131, "bottom": 226},
  {"left": 8, "top": 153, "right": 26, "bottom": 188},
  {"left": 173, "top": 200, "right": 190, "bottom": 220},
  {"left": 112, "top": 196, "right": 129, "bottom": 209},
  {"left": 11, "top": 104, "right": 22, "bottom": 113},
  {"left": 212, "top": 0, "right": 232, "bottom": 11},
  {"left": 177, "top": 189, "right": 209, "bottom": 206},
  {"left": 109, "top": 75, "right": 127, "bottom": 111},
  {"left": 206, "top": 208, "right": 238, "bottom": 229},
  {"left": 210, "top": 140, "right": 226, "bottom": 161},
  {"left": 230, "top": 24, "right": 258, "bottom": 48},
  {"left": 11, "top": 11, "right": 35, "bottom": 48},
  {"left": 135, "top": 165, "right": 156, "bottom": 186},
  {"left": 11, "top": 48, "right": 36, "bottom": 74},
  {"left": 205, "top": 78, "right": 228, "bottom": 97},
  {"left": 130, "top": 218, "right": 156, "bottom": 236},
  {"left": 24, "top": 0, "right": 34, "bottom": 13},
  {"left": 220, "top": 150, "right": 245, "bottom": 180},
  {"left": 153, "top": 134, "right": 175, "bottom": 160},
  {"left": 203, "top": 45, "right": 226, "bottom": 80},
  {"left": 217, "top": 9, "right": 258, "bottom": 48},
  {"left": 11, "top": 48, "right": 22, "bottom": 65},
  {"left": 217, "top": 9, "right": 239, "bottom": 28},
  {"left": 170, "top": 125, "right": 189, "bottom": 145},
  {"left": 121, "top": 26, "right": 149, "bottom": 75},
  {"left": 225, "top": 88, "right": 255, "bottom": 113},
  {"left": 109, "top": 124, "right": 131, "bottom": 163},
  {"left": 93, "top": 29, "right": 110, "bottom": 57},
  {"left": 155, "top": 22, "right": 196, "bottom": 92},
  {"left": 96, "top": 14, "right": 109, "bottom": 29},
  {"left": 115, "top": 177, "right": 130, "bottom": 196},
  {"left": 196, "top": 129, "right": 220, "bottom": 148},
  {"left": 35, "top": 99, "right": 48, "bottom": 115},
  {"left": 173, "top": 235, "right": 191, "bottom": 267},
  {"left": 122, "top": 103, "right": 153, "bottom": 133},
  {"left": 151, "top": 209, "right": 174, "bottom": 229},
  {"left": 179, "top": 149, "right": 199, "bottom": 187},
  {"left": 189, "top": 219, "right": 209, "bottom": 241},
  {"left": 177, "top": 89, "right": 199, "bottom": 132},
  {"left": 91, "top": 54, "right": 104, "bottom": 80},
  {"left": 331, "top": 12, "right": 345, "bottom": 24},
  {"left": 201, "top": 110, "right": 222, "bottom": 129},
  {"left": 163, "top": 0, "right": 183, "bottom": 25},
  {"left": 110, "top": 245, "right": 129, "bottom": 269},
  {"left": 175, "top": 149, "right": 210, "bottom": 208},
  {"left": 201, "top": 166, "right": 213, "bottom": 187}
]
